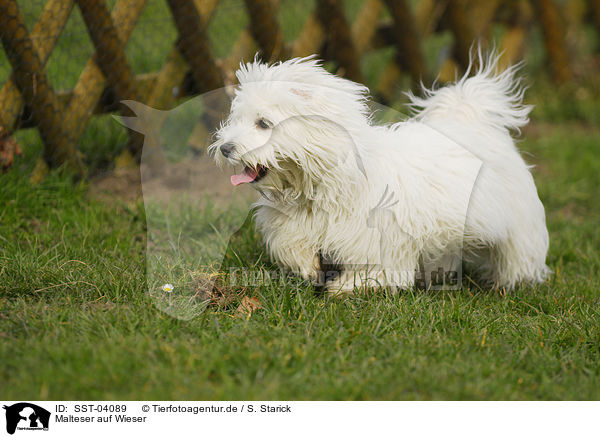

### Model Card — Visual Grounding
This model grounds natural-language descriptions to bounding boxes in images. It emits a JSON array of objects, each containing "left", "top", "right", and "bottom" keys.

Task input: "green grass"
[
  {"left": 1, "top": 119, "right": 599, "bottom": 400},
  {"left": 1, "top": 0, "right": 600, "bottom": 400}
]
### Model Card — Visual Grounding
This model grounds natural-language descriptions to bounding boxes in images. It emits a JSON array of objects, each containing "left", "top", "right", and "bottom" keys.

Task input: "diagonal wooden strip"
[
  {"left": 167, "top": 0, "right": 224, "bottom": 93},
  {"left": 351, "top": 0, "right": 406, "bottom": 103},
  {"left": 499, "top": 27, "right": 526, "bottom": 70},
  {"left": 136, "top": 47, "right": 189, "bottom": 170},
  {"left": 443, "top": 0, "right": 475, "bottom": 70},
  {"left": 468, "top": 0, "right": 502, "bottom": 37},
  {"left": 76, "top": 0, "right": 141, "bottom": 104},
  {"left": 63, "top": 0, "right": 218, "bottom": 135},
  {"left": 15, "top": 68, "right": 205, "bottom": 130},
  {"left": 374, "top": 0, "right": 449, "bottom": 98},
  {"left": 147, "top": 0, "right": 218, "bottom": 109},
  {"left": 532, "top": 0, "right": 571, "bottom": 83},
  {"left": 244, "top": 0, "right": 286, "bottom": 61},
  {"left": 367, "top": 0, "right": 440, "bottom": 88},
  {"left": 430, "top": 0, "right": 476, "bottom": 83},
  {"left": 290, "top": 0, "right": 383, "bottom": 92},
  {"left": 12, "top": 70, "right": 191, "bottom": 130},
  {"left": 375, "top": 0, "right": 436, "bottom": 100},
  {"left": 29, "top": 0, "right": 74, "bottom": 66},
  {"left": 75, "top": 0, "right": 146, "bottom": 157},
  {"left": 141, "top": 0, "right": 219, "bottom": 106},
  {"left": 220, "top": 0, "right": 283, "bottom": 80},
  {"left": 375, "top": 63, "right": 403, "bottom": 103},
  {"left": 0, "top": 0, "right": 80, "bottom": 170},
  {"left": 592, "top": 0, "right": 600, "bottom": 33},
  {"left": 415, "top": 0, "right": 438, "bottom": 36},
  {"left": 222, "top": 29, "right": 259, "bottom": 75},
  {"left": 352, "top": 0, "right": 384, "bottom": 54},
  {"left": 316, "top": 0, "right": 363, "bottom": 82},
  {"left": 0, "top": 0, "right": 74, "bottom": 132},
  {"left": 166, "top": 0, "right": 230, "bottom": 155},
  {"left": 140, "top": 0, "right": 219, "bottom": 168},
  {"left": 494, "top": 0, "right": 533, "bottom": 70},
  {"left": 63, "top": 0, "right": 146, "bottom": 145},
  {"left": 292, "top": 12, "right": 326, "bottom": 58},
  {"left": 431, "top": 0, "right": 501, "bottom": 84},
  {"left": 384, "top": 0, "right": 427, "bottom": 84}
]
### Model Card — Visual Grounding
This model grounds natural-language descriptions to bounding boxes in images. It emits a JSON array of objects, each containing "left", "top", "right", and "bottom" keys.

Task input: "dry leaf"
[
  {"left": 0, "top": 126, "right": 22, "bottom": 171},
  {"left": 202, "top": 272, "right": 248, "bottom": 308},
  {"left": 235, "top": 296, "right": 262, "bottom": 319}
]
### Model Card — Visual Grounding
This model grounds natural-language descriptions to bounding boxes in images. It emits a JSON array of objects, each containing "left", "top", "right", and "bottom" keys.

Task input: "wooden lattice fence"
[{"left": 0, "top": 0, "right": 598, "bottom": 175}]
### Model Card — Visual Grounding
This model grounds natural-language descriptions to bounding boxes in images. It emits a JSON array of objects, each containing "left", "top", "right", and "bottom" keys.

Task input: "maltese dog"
[{"left": 209, "top": 52, "right": 550, "bottom": 293}]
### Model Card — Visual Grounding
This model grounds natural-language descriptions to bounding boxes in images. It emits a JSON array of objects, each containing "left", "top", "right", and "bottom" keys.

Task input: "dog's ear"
[{"left": 290, "top": 88, "right": 311, "bottom": 100}]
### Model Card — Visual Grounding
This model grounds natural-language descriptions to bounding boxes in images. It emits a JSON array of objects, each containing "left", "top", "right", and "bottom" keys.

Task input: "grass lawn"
[
  {"left": 1, "top": 120, "right": 599, "bottom": 400},
  {"left": 1, "top": 0, "right": 600, "bottom": 400}
]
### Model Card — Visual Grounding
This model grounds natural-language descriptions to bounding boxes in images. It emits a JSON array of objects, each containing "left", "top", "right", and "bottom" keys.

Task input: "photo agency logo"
[
  {"left": 117, "top": 82, "right": 480, "bottom": 319},
  {"left": 3, "top": 403, "right": 50, "bottom": 434}
]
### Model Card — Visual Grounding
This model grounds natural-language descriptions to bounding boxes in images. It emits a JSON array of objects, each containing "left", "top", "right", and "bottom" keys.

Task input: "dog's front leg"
[
  {"left": 269, "top": 238, "right": 320, "bottom": 282},
  {"left": 255, "top": 206, "right": 320, "bottom": 282}
]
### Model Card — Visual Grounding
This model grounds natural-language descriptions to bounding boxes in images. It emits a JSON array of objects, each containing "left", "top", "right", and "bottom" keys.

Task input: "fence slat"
[
  {"left": 375, "top": 0, "right": 441, "bottom": 99},
  {"left": 532, "top": 0, "right": 572, "bottom": 83},
  {"left": 13, "top": 70, "right": 198, "bottom": 129},
  {"left": 352, "top": 0, "right": 383, "bottom": 54},
  {"left": 76, "top": 0, "right": 140, "bottom": 103},
  {"left": 592, "top": 0, "right": 600, "bottom": 33},
  {"left": 384, "top": 0, "right": 427, "bottom": 84},
  {"left": 0, "top": 0, "right": 74, "bottom": 132},
  {"left": 141, "top": 0, "right": 220, "bottom": 168},
  {"left": 444, "top": 0, "right": 475, "bottom": 71},
  {"left": 167, "top": 0, "right": 224, "bottom": 93},
  {"left": 76, "top": 0, "right": 145, "bottom": 157},
  {"left": 146, "top": 0, "right": 218, "bottom": 109},
  {"left": 316, "top": 0, "right": 363, "bottom": 82},
  {"left": 415, "top": 0, "right": 438, "bottom": 35},
  {"left": 469, "top": 0, "right": 501, "bottom": 37},
  {"left": 0, "top": 0, "right": 80, "bottom": 170},
  {"left": 244, "top": 0, "right": 286, "bottom": 61},
  {"left": 0, "top": 0, "right": 595, "bottom": 175},
  {"left": 222, "top": 29, "right": 259, "bottom": 75},
  {"left": 292, "top": 13, "right": 325, "bottom": 58},
  {"left": 63, "top": 0, "right": 146, "bottom": 149}
]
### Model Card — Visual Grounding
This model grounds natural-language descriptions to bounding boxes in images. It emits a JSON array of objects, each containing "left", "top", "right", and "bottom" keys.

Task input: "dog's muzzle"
[{"left": 220, "top": 142, "right": 236, "bottom": 158}]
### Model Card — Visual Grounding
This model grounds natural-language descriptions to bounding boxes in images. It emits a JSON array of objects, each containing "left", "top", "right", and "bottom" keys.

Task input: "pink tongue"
[{"left": 231, "top": 167, "right": 258, "bottom": 186}]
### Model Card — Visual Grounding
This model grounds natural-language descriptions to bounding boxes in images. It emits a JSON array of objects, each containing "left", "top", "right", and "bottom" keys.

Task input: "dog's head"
[{"left": 209, "top": 56, "right": 370, "bottom": 200}]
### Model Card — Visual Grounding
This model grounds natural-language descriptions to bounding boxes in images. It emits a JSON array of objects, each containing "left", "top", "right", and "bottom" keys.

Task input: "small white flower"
[{"left": 162, "top": 283, "right": 174, "bottom": 293}]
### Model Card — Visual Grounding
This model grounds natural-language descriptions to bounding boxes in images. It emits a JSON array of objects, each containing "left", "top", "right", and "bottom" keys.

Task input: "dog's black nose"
[{"left": 220, "top": 142, "right": 235, "bottom": 158}]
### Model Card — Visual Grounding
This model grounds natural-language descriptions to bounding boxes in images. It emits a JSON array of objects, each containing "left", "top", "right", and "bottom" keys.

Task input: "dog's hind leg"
[{"left": 490, "top": 233, "right": 551, "bottom": 289}]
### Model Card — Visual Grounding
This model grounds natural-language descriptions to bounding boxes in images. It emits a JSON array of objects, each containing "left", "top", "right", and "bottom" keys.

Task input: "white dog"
[{"left": 209, "top": 52, "right": 550, "bottom": 293}]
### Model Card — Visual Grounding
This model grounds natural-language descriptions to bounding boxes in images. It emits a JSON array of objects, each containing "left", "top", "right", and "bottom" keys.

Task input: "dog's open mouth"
[{"left": 230, "top": 164, "right": 268, "bottom": 186}]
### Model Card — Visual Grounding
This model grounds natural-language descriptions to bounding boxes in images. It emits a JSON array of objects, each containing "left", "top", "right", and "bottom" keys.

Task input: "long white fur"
[{"left": 209, "top": 52, "right": 550, "bottom": 292}]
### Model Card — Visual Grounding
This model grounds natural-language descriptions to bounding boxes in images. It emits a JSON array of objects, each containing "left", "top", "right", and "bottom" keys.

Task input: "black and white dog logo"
[{"left": 3, "top": 403, "right": 50, "bottom": 434}]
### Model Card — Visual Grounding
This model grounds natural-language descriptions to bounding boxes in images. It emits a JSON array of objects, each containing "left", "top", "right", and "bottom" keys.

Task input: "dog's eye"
[{"left": 256, "top": 118, "right": 272, "bottom": 130}]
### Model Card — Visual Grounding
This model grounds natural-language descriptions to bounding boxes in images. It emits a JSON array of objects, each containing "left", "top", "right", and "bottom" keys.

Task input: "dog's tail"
[{"left": 407, "top": 49, "right": 532, "bottom": 133}]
